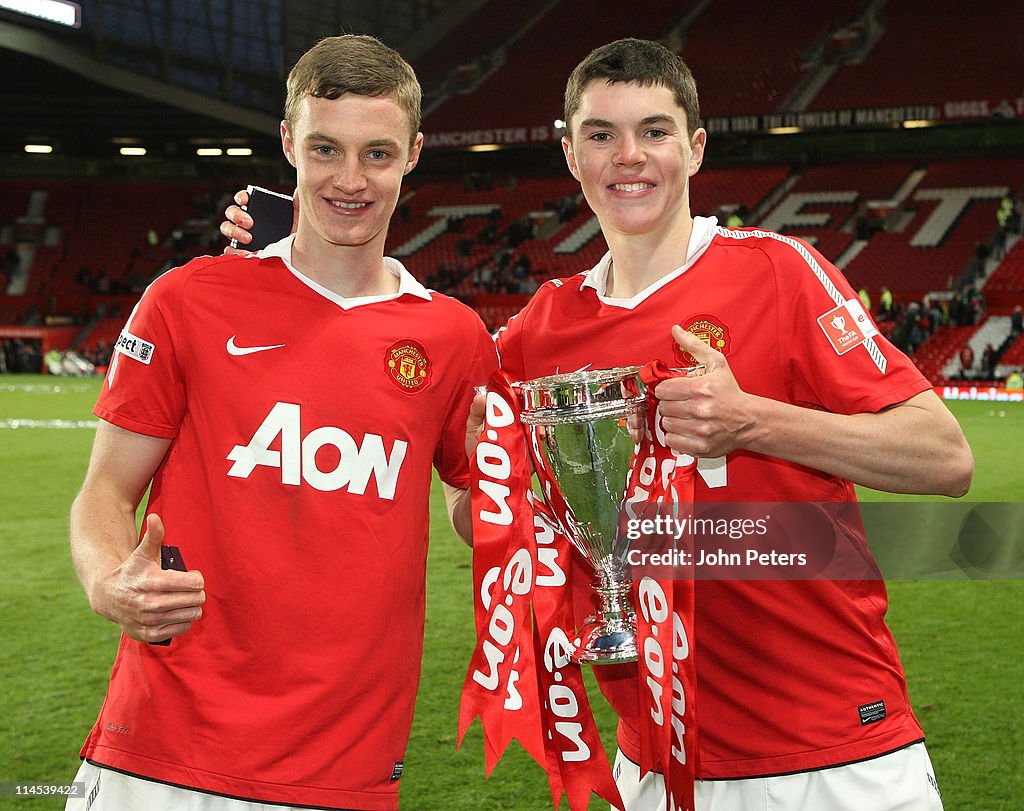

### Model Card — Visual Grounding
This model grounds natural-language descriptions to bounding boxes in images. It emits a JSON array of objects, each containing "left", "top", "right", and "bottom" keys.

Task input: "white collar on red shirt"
[
  {"left": 258, "top": 234, "right": 432, "bottom": 310},
  {"left": 581, "top": 216, "right": 718, "bottom": 310}
]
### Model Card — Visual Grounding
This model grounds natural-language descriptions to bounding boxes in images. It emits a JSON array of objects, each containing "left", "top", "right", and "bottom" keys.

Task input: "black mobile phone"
[
  {"left": 150, "top": 545, "right": 188, "bottom": 647},
  {"left": 231, "top": 185, "right": 294, "bottom": 251}
]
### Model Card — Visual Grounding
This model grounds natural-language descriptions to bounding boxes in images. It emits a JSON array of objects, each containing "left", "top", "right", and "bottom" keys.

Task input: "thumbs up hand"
[
  {"left": 654, "top": 325, "right": 757, "bottom": 459},
  {"left": 94, "top": 514, "right": 206, "bottom": 643}
]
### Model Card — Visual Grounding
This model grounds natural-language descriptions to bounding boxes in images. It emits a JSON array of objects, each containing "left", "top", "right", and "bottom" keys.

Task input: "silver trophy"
[{"left": 518, "top": 366, "right": 648, "bottom": 665}]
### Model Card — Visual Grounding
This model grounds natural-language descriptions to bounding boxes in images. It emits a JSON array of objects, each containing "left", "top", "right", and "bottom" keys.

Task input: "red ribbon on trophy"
[
  {"left": 459, "top": 362, "right": 699, "bottom": 810},
  {"left": 457, "top": 370, "right": 546, "bottom": 774},
  {"left": 631, "top": 361, "right": 699, "bottom": 811}
]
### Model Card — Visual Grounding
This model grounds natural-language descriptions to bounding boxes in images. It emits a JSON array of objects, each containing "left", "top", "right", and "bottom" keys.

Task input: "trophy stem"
[
  {"left": 595, "top": 562, "right": 632, "bottom": 621},
  {"left": 571, "top": 556, "right": 638, "bottom": 665}
]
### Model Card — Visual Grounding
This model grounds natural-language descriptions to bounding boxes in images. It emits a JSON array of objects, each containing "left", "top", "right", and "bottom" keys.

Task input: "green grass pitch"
[{"left": 0, "top": 375, "right": 1020, "bottom": 809}]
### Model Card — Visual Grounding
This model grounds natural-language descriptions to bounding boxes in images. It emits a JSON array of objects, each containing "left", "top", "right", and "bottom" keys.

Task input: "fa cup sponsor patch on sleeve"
[
  {"left": 817, "top": 299, "right": 878, "bottom": 356},
  {"left": 114, "top": 330, "right": 155, "bottom": 364}
]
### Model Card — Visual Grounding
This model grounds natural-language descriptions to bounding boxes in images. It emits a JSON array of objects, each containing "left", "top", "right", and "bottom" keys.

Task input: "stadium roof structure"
[{"left": 0, "top": 0, "right": 482, "bottom": 161}]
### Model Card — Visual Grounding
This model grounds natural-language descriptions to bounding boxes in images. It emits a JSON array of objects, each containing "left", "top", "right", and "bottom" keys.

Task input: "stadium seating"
[
  {"left": 911, "top": 323, "right": 980, "bottom": 384},
  {"left": 387, "top": 165, "right": 792, "bottom": 286},
  {"left": 81, "top": 316, "right": 125, "bottom": 352},
  {"left": 424, "top": 0, "right": 685, "bottom": 133},
  {"left": 758, "top": 161, "right": 915, "bottom": 265},
  {"left": 0, "top": 179, "right": 221, "bottom": 297},
  {"left": 813, "top": 157, "right": 1019, "bottom": 300},
  {"left": 413, "top": 0, "right": 541, "bottom": 87},
  {"left": 421, "top": 0, "right": 872, "bottom": 128},
  {"left": 1, "top": 158, "right": 1012, "bottom": 325},
  {"left": 810, "top": 0, "right": 1024, "bottom": 112},
  {"left": 996, "top": 334, "right": 1024, "bottom": 375},
  {"left": 985, "top": 241, "right": 1024, "bottom": 293},
  {"left": 678, "top": 0, "right": 864, "bottom": 116}
]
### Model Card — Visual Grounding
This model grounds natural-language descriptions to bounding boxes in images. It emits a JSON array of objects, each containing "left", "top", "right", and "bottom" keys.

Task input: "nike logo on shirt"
[{"left": 226, "top": 336, "right": 286, "bottom": 356}]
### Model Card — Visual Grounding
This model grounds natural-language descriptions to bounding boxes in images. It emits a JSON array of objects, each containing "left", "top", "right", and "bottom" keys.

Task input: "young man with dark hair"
[
  {"left": 495, "top": 38, "right": 969, "bottom": 810},
  {"left": 68, "top": 34, "right": 493, "bottom": 810}
]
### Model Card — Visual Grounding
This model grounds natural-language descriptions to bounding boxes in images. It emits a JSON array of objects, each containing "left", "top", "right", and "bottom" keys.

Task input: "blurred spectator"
[
  {"left": 981, "top": 344, "right": 997, "bottom": 379},
  {"left": 905, "top": 302, "right": 926, "bottom": 353},
  {"left": 75, "top": 264, "right": 92, "bottom": 289},
  {"left": 2, "top": 248, "right": 18, "bottom": 291},
  {"left": 127, "top": 269, "right": 148, "bottom": 294},
  {"left": 959, "top": 343, "right": 975, "bottom": 379},
  {"left": 553, "top": 194, "right": 579, "bottom": 223},
  {"left": 995, "top": 195, "right": 1013, "bottom": 257},
  {"left": 1006, "top": 369, "right": 1023, "bottom": 390},
  {"left": 923, "top": 295, "right": 945, "bottom": 335},
  {"left": 957, "top": 284, "right": 985, "bottom": 326},
  {"left": 725, "top": 207, "right": 744, "bottom": 229},
  {"left": 93, "top": 268, "right": 111, "bottom": 295},
  {"left": 964, "top": 243, "right": 989, "bottom": 283},
  {"left": 2, "top": 338, "right": 42, "bottom": 373},
  {"left": 1011, "top": 305, "right": 1023, "bottom": 337},
  {"left": 878, "top": 286, "right": 893, "bottom": 321},
  {"left": 858, "top": 287, "right": 871, "bottom": 314}
]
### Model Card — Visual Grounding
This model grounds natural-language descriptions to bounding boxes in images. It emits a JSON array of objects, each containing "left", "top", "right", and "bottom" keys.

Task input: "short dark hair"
[{"left": 564, "top": 38, "right": 700, "bottom": 139}]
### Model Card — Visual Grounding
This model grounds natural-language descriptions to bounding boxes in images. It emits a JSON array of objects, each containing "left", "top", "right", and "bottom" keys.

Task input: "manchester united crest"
[
  {"left": 675, "top": 314, "right": 731, "bottom": 365},
  {"left": 386, "top": 339, "right": 431, "bottom": 393}
]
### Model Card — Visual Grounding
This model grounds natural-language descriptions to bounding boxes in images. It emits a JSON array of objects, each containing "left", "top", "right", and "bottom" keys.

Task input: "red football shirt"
[
  {"left": 496, "top": 218, "right": 932, "bottom": 778},
  {"left": 83, "top": 239, "right": 496, "bottom": 809}
]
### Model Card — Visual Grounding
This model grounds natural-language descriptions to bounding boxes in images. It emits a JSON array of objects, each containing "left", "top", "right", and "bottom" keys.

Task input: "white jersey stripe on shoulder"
[
  {"left": 715, "top": 228, "right": 887, "bottom": 374},
  {"left": 716, "top": 227, "right": 845, "bottom": 306},
  {"left": 864, "top": 337, "right": 887, "bottom": 372}
]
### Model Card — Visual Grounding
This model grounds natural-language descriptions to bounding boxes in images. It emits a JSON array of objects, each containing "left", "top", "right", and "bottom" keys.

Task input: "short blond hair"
[{"left": 284, "top": 34, "right": 421, "bottom": 147}]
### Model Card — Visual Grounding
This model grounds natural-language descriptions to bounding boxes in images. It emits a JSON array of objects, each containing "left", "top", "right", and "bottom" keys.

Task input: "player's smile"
[
  {"left": 327, "top": 198, "right": 371, "bottom": 211},
  {"left": 609, "top": 182, "right": 656, "bottom": 192},
  {"left": 607, "top": 179, "right": 658, "bottom": 199}
]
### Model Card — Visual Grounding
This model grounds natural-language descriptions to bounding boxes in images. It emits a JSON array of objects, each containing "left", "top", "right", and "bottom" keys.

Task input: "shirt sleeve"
[
  {"left": 94, "top": 270, "right": 187, "bottom": 438},
  {"left": 772, "top": 238, "right": 930, "bottom": 415},
  {"left": 433, "top": 314, "right": 499, "bottom": 489}
]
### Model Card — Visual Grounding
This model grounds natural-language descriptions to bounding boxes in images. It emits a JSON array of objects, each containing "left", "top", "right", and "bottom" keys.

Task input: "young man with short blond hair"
[{"left": 68, "top": 35, "right": 493, "bottom": 810}]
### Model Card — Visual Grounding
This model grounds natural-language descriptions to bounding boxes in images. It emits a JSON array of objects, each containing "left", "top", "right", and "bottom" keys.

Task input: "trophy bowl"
[{"left": 518, "top": 366, "right": 647, "bottom": 664}]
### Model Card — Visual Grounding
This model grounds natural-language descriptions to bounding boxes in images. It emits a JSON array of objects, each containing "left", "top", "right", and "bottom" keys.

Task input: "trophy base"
[{"left": 571, "top": 618, "right": 638, "bottom": 665}]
